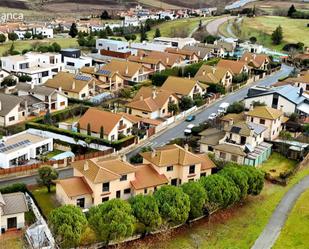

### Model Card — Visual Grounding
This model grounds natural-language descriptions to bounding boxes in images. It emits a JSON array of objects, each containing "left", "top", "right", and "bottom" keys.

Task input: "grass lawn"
[
  {"left": 273, "top": 188, "right": 309, "bottom": 249},
  {"left": 260, "top": 152, "right": 297, "bottom": 178},
  {"left": 237, "top": 16, "right": 309, "bottom": 50},
  {"left": 132, "top": 165, "right": 309, "bottom": 249},
  {"left": 30, "top": 186, "right": 60, "bottom": 218},
  {"left": 0, "top": 232, "right": 24, "bottom": 249},
  {"left": 44, "top": 149, "right": 65, "bottom": 160},
  {"left": 137, "top": 0, "right": 181, "bottom": 9},
  {"left": 0, "top": 37, "right": 79, "bottom": 56}
]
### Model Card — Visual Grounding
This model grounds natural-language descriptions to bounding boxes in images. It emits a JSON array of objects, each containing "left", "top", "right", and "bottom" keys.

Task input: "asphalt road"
[
  {"left": 251, "top": 174, "right": 309, "bottom": 249},
  {"left": 0, "top": 65, "right": 293, "bottom": 187},
  {"left": 126, "top": 64, "right": 293, "bottom": 159},
  {"left": 206, "top": 16, "right": 236, "bottom": 36}
]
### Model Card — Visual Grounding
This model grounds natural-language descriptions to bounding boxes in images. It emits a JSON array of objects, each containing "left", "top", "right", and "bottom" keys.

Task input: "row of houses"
[{"left": 55, "top": 144, "right": 216, "bottom": 209}]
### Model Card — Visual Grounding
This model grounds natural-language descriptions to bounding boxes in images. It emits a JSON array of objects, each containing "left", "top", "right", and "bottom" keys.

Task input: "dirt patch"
[{"left": 0, "top": 0, "right": 29, "bottom": 9}]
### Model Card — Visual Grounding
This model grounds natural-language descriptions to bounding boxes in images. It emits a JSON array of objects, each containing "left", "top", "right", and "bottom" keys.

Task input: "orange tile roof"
[
  {"left": 217, "top": 59, "right": 248, "bottom": 75},
  {"left": 78, "top": 108, "right": 128, "bottom": 135},
  {"left": 73, "top": 156, "right": 136, "bottom": 184},
  {"left": 194, "top": 64, "right": 232, "bottom": 84},
  {"left": 56, "top": 177, "right": 93, "bottom": 197},
  {"left": 130, "top": 164, "right": 168, "bottom": 190},
  {"left": 147, "top": 51, "right": 184, "bottom": 68},
  {"left": 240, "top": 52, "right": 270, "bottom": 68},
  {"left": 141, "top": 144, "right": 204, "bottom": 167},
  {"left": 165, "top": 47, "right": 196, "bottom": 57},
  {"left": 196, "top": 154, "right": 216, "bottom": 171},
  {"left": 128, "top": 55, "right": 162, "bottom": 65}
]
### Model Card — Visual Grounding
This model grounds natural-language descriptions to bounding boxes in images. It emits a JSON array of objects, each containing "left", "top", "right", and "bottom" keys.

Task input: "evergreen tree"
[
  {"left": 100, "top": 10, "right": 110, "bottom": 20},
  {"left": 140, "top": 24, "right": 148, "bottom": 42},
  {"left": 287, "top": 4, "right": 297, "bottom": 17},
  {"left": 154, "top": 28, "right": 161, "bottom": 38},
  {"left": 271, "top": 25, "right": 283, "bottom": 45},
  {"left": 69, "top": 23, "right": 78, "bottom": 38}
]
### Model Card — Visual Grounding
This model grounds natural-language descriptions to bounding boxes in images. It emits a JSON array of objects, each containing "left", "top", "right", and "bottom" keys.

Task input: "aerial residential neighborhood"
[{"left": 0, "top": 0, "right": 308, "bottom": 249}]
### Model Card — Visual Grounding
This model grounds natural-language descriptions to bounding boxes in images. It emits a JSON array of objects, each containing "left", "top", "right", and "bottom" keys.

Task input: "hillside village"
[{"left": 0, "top": 1, "right": 308, "bottom": 249}]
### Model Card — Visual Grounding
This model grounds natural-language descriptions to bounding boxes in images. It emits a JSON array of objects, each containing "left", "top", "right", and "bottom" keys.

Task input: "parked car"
[
  {"left": 184, "top": 124, "right": 195, "bottom": 135},
  {"left": 186, "top": 115, "right": 196, "bottom": 122},
  {"left": 208, "top": 113, "right": 218, "bottom": 120},
  {"left": 217, "top": 102, "right": 230, "bottom": 115}
]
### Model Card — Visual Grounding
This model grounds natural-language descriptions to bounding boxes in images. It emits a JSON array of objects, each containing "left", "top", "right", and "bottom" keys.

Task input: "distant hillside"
[{"left": 0, "top": 0, "right": 233, "bottom": 11}]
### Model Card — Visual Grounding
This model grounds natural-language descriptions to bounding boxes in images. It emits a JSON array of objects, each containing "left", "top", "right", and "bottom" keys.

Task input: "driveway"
[
  {"left": 251, "top": 174, "right": 309, "bottom": 249},
  {"left": 206, "top": 16, "right": 236, "bottom": 36}
]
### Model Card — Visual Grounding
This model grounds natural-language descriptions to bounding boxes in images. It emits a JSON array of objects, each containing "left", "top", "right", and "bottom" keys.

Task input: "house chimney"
[
  {"left": 212, "top": 68, "right": 216, "bottom": 74},
  {"left": 72, "top": 81, "right": 75, "bottom": 90},
  {"left": 58, "top": 86, "right": 62, "bottom": 92},
  {"left": 122, "top": 154, "right": 127, "bottom": 162},
  {"left": 31, "top": 82, "right": 34, "bottom": 89},
  {"left": 228, "top": 118, "right": 233, "bottom": 126},
  {"left": 299, "top": 87, "right": 304, "bottom": 97},
  {"left": 184, "top": 144, "right": 189, "bottom": 151},
  {"left": 166, "top": 57, "right": 169, "bottom": 64},
  {"left": 197, "top": 51, "right": 201, "bottom": 56},
  {"left": 84, "top": 160, "right": 89, "bottom": 171},
  {"left": 249, "top": 104, "right": 254, "bottom": 111},
  {"left": 202, "top": 70, "right": 206, "bottom": 76},
  {"left": 0, "top": 101, "right": 2, "bottom": 111},
  {"left": 151, "top": 149, "right": 156, "bottom": 158},
  {"left": 253, "top": 54, "right": 256, "bottom": 60},
  {"left": 125, "top": 66, "right": 129, "bottom": 75},
  {"left": 140, "top": 95, "right": 143, "bottom": 101},
  {"left": 152, "top": 87, "right": 157, "bottom": 99}
]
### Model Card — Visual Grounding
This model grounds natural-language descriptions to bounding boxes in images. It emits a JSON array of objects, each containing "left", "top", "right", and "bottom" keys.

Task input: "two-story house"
[
  {"left": 44, "top": 72, "right": 96, "bottom": 100},
  {"left": 101, "top": 59, "right": 152, "bottom": 83},
  {"left": 194, "top": 64, "right": 234, "bottom": 89},
  {"left": 240, "top": 52, "right": 270, "bottom": 75},
  {"left": 1, "top": 52, "right": 63, "bottom": 85},
  {"left": 146, "top": 51, "right": 186, "bottom": 68},
  {"left": 126, "top": 86, "right": 179, "bottom": 119},
  {"left": 15, "top": 83, "right": 68, "bottom": 114},
  {"left": 141, "top": 144, "right": 215, "bottom": 186},
  {"left": 55, "top": 156, "right": 169, "bottom": 208},
  {"left": 127, "top": 55, "right": 166, "bottom": 73},
  {"left": 161, "top": 76, "right": 207, "bottom": 99},
  {"left": 78, "top": 108, "right": 135, "bottom": 141},
  {"left": 200, "top": 121, "right": 272, "bottom": 166},
  {"left": 217, "top": 59, "right": 250, "bottom": 76},
  {"left": 165, "top": 48, "right": 199, "bottom": 64},
  {"left": 246, "top": 106, "right": 284, "bottom": 141}
]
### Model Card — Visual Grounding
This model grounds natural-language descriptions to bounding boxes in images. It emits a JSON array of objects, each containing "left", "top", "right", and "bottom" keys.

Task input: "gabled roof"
[
  {"left": 214, "top": 144, "right": 246, "bottom": 156},
  {"left": 128, "top": 55, "right": 163, "bottom": 65},
  {"left": 161, "top": 76, "right": 207, "bottom": 96},
  {"left": 16, "top": 83, "right": 56, "bottom": 96},
  {"left": 240, "top": 52, "right": 270, "bottom": 68},
  {"left": 194, "top": 64, "right": 232, "bottom": 84},
  {"left": 80, "top": 66, "right": 96, "bottom": 74},
  {"left": 146, "top": 51, "right": 184, "bottom": 67},
  {"left": 141, "top": 144, "right": 204, "bottom": 167},
  {"left": 72, "top": 156, "right": 136, "bottom": 184},
  {"left": 0, "top": 93, "right": 23, "bottom": 117},
  {"left": 165, "top": 47, "right": 197, "bottom": 57},
  {"left": 101, "top": 59, "right": 151, "bottom": 79},
  {"left": 217, "top": 59, "right": 248, "bottom": 75},
  {"left": 221, "top": 112, "right": 246, "bottom": 123},
  {"left": 130, "top": 164, "right": 168, "bottom": 190},
  {"left": 1, "top": 192, "right": 28, "bottom": 215},
  {"left": 55, "top": 177, "right": 93, "bottom": 197},
  {"left": 126, "top": 86, "right": 177, "bottom": 112},
  {"left": 196, "top": 154, "right": 216, "bottom": 171},
  {"left": 45, "top": 72, "right": 93, "bottom": 93},
  {"left": 225, "top": 121, "right": 267, "bottom": 137},
  {"left": 78, "top": 108, "right": 131, "bottom": 135},
  {"left": 247, "top": 106, "right": 283, "bottom": 120},
  {"left": 183, "top": 45, "right": 212, "bottom": 59}
]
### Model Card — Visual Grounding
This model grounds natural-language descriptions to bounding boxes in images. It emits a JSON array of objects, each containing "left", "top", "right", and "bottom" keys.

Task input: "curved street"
[
  {"left": 251, "top": 174, "right": 309, "bottom": 249},
  {"left": 206, "top": 16, "right": 236, "bottom": 36}
]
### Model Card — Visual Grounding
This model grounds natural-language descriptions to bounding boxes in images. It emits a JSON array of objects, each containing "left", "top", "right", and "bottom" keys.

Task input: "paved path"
[
  {"left": 206, "top": 16, "right": 235, "bottom": 36},
  {"left": 251, "top": 174, "right": 309, "bottom": 249}
]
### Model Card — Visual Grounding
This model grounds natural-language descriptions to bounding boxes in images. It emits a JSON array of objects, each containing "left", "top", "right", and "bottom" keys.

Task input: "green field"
[
  {"left": 0, "top": 37, "right": 79, "bottom": 56},
  {"left": 236, "top": 16, "right": 309, "bottom": 50},
  {"left": 273, "top": 188, "right": 309, "bottom": 249},
  {"left": 132, "top": 165, "right": 309, "bottom": 249},
  {"left": 260, "top": 152, "right": 297, "bottom": 178}
]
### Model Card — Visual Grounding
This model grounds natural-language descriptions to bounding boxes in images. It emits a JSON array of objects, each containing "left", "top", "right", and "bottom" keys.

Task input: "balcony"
[{"left": 118, "top": 123, "right": 127, "bottom": 130}]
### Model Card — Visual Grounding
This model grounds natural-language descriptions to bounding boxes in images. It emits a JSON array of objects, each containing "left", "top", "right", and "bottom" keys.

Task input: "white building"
[
  {"left": 123, "top": 16, "right": 140, "bottom": 27},
  {"left": 0, "top": 192, "right": 28, "bottom": 234},
  {"left": 96, "top": 39, "right": 130, "bottom": 52},
  {"left": 0, "top": 130, "right": 53, "bottom": 169},
  {"left": 130, "top": 41, "right": 169, "bottom": 52},
  {"left": 63, "top": 56, "right": 92, "bottom": 73},
  {"left": 32, "top": 27, "right": 53, "bottom": 39},
  {"left": 153, "top": 37, "right": 198, "bottom": 49},
  {"left": 1, "top": 52, "right": 63, "bottom": 85}
]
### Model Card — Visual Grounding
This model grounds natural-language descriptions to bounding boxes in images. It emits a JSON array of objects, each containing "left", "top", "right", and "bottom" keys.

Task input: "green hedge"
[{"left": 0, "top": 183, "right": 28, "bottom": 194}]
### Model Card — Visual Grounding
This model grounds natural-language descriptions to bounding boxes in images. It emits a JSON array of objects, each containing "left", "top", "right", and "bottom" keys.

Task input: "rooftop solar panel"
[
  {"left": 75, "top": 75, "right": 92, "bottom": 81},
  {"left": 231, "top": 126, "right": 241, "bottom": 134}
]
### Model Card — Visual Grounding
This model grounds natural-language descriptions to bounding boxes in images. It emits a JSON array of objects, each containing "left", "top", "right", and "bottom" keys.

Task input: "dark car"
[{"left": 186, "top": 115, "right": 196, "bottom": 122}]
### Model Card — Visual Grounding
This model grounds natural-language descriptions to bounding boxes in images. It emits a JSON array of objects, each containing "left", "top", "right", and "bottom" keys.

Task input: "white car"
[
  {"left": 217, "top": 102, "right": 230, "bottom": 115},
  {"left": 208, "top": 113, "right": 218, "bottom": 120},
  {"left": 184, "top": 124, "right": 195, "bottom": 135}
]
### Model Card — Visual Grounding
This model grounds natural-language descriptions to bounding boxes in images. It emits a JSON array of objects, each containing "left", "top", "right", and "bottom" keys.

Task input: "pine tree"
[
  {"left": 69, "top": 23, "right": 78, "bottom": 38},
  {"left": 287, "top": 4, "right": 296, "bottom": 17},
  {"left": 154, "top": 28, "right": 161, "bottom": 38},
  {"left": 140, "top": 24, "right": 148, "bottom": 42},
  {"left": 271, "top": 25, "right": 283, "bottom": 45}
]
